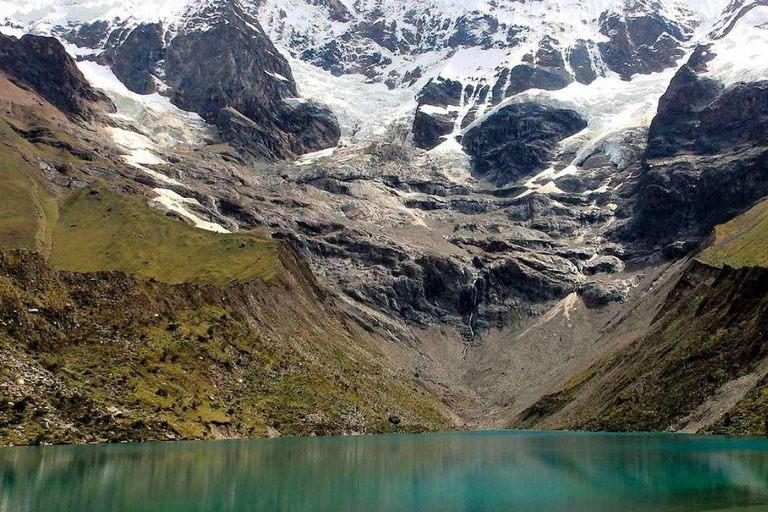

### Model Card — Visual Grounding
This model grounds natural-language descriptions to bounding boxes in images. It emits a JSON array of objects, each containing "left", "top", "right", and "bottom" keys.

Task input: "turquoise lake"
[{"left": 2, "top": 431, "right": 768, "bottom": 511}]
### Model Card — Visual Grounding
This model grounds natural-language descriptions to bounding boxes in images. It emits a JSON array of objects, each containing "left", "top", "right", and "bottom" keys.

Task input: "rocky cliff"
[{"left": 0, "top": 33, "right": 113, "bottom": 119}]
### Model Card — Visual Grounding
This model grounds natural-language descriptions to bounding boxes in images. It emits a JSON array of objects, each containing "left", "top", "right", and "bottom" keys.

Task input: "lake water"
[{"left": 2, "top": 431, "right": 768, "bottom": 511}]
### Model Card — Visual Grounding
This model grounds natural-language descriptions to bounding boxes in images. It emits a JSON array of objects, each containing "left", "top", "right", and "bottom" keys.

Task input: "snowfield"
[
  {"left": 2, "top": 0, "right": 765, "bottom": 234},
  {"left": 705, "top": 5, "right": 768, "bottom": 87}
]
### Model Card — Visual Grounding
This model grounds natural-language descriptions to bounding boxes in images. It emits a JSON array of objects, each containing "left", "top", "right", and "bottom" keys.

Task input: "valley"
[{"left": 1, "top": 0, "right": 768, "bottom": 444}]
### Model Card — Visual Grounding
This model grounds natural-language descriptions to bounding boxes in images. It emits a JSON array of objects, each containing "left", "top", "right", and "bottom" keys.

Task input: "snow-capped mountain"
[
  {"left": 0, "top": 0, "right": 747, "bottom": 149},
  {"left": 2, "top": 0, "right": 767, "bottom": 309},
  {"left": 3, "top": 0, "right": 768, "bottom": 438}
]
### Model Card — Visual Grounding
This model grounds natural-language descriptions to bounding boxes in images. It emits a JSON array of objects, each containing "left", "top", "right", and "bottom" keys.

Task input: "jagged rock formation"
[
  {"left": 462, "top": 104, "right": 587, "bottom": 185},
  {"left": 412, "top": 78, "right": 462, "bottom": 150},
  {"left": 596, "top": 1, "right": 693, "bottom": 80},
  {"left": 253, "top": 0, "right": 709, "bottom": 135},
  {"left": 633, "top": 41, "right": 768, "bottom": 244},
  {"left": 48, "top": 0, "right": 342, "bottom": 159},
  {"left": 166, "top": 0, "right": 342, "bottom": 159},
  {"left": 0, "top": 33, "right": 112, "bottom": 119},
  {"left": 107, "top": 23, "right": 165, "bottom": 95}
]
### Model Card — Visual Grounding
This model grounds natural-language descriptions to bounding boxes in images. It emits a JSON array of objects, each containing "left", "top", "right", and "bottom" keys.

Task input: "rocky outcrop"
[
  {"left": 644, "top": 46, "right": 724, "bottom": 159},
  {"left": 108, "top": 23, "right": 165, "bottom": 95},
  {"left": 0, "top": 34, "right": 113, "bottom": 119},
  {"left": 597, "top": 4, "right": 692, "bottom": 80},
  {"left": 412, "top": 111, "right": 456, "bottom": 150},
  {"left": 61, "top": 20, "right": 111, "bottom": 49},
  {"left": 279, "top": 100, "right": 342, "bottom": 154},
  {"left": 579, "top": 279, "right": 633, "bottom": 308},
  {"left": 504, "top": 64, "right": 573, "bottom": 97},
  {"left": 165, "top": 0, "right": 340, "bottom": 159},
  {"left": 448, "top": 12, "right": 500, "bottom": 48},
  {"left": 412, "top": 78, "right": 462, "bottom": 150},
  {"left": 633, "top": 45, "right": 768, "bottom": 243},
  {"left": 462, "top": 103, "right": 587, "bottom": 186},
  {"left": 567, "top": 41, "right": 598, "bottom": 85},
  {"left": 166, "top": 1, "right": 297, "bottom": 119}
]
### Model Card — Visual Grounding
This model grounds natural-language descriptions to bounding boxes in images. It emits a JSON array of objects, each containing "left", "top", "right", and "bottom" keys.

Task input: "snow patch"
[
  {"left": 705, "top": 6, "right": 768, "bottom": 87},
  {"left": 283, "top": 50, "right": 417, "bottom": 140},
  {"left": 419, "top": 104, "right": 451, "bottom": 116},
  {"left": 0, "top": 25, "right": 25, "bottom": 37},
  {"left": 295, "top": 146, "right": 336, "bottom": 166},
  {"left": 152, "top": 188, "right": 230, "bottom": 233},
  {"left": 265, "top": 70, "right": 290, "bottom": 81}
]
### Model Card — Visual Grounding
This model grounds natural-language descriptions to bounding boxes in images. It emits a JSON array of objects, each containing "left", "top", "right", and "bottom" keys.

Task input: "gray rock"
[
  {"left": 0, "top": 34, "right": 113, "bottom": 119},
  {"left": 109, "top": 23, "right": 165, "bottom": 95},
  {"left": 165, "top": 0, "right": 340, "bottom": 159},
  {"left": 583, "top": 256, "right": 625, "bottom": 275},
  {"left": 462, "top": 103, "right": 587, "bottom": 186},
  {"left": 580, "top": 279, "right": 633, "bottom": 308}
]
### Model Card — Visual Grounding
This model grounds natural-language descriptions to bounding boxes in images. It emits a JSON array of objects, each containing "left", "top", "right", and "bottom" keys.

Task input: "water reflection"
[{"left": 2, "top": 431, "right": 768, "bottom": 511}]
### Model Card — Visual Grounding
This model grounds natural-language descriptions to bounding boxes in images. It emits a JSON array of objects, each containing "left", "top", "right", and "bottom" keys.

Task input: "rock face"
[
  {"left": 55, "top": 0, "right": 341, "bottom": 159},
  {"left": 597, "top": 3, "right": 692, "bottom": 80},
  {"left": 0, "top": 34, "right": 112, "bottom": 119},
  {"left": 462, "top": 103, "right": 587, "bottom": 186},
  {"left": 164, "top": 0, "right": 340, "bottom": 159},
  {"left": 633, "top": 44, "right": 768, "bottom": 243},
  {"left": 255, "top": 0, "right": 704, "bottom": 138},
  {"left": 166, "top": 1, "right": 297, "bottom": 121},
  {"left": 412, "top": 78, "right": 462, "bottom": 150},
  {"left": 62, "top": 20, "right": 111, "bottom": 48},
  {"left": 568, "top": 41, "right": 598, "bottom": 85},
  {"left": 644, "top": 51, "right": 721, "bottom": 158},
  {"left": 412, "top": 110, "right": 456, "bottom": 150},
  {"left": 503, "top": 64, "right": 573, "bottom": 98},
  {"left": 108, "top": 23, "right": 165, "bottom": 95}
]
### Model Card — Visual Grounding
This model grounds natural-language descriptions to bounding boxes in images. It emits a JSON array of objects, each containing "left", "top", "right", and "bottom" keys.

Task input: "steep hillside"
[
  {"left": 0, "top": 248, "right": 450, "bottom": 445},
  {"left": 515, "top": 259, "right": 768, "bottom": 435},
  {"left": 0, "top": 133, "right": 452, "bottom": 444},
  {"left": 698, "top": 198, "right": 768, "bottom": 269},
  {"left": 0, "top": 120, "right": 57, "bottom": 253},
  {"left": 0, "top": 40, "right": 452, "bottom": 445},
  {"left": 514, "top": 198, "right": 768, "bottom": 435}
]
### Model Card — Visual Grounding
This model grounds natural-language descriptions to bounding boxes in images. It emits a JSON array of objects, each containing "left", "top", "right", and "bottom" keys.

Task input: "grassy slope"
[
  {"left": 0, "top": 120, "right": 57, "bottom": 254},
  {"left": 698, "top": 198, "right": 768, "bottom": 269},
  {"left": 51, "top": 186, "right": 280, "bottom": 285},
  {"left": 0, "top": 250, "right": 449, "bottom": 445},
  {"left": 0, "top": 110, "right": 278, "bottom": 286}
]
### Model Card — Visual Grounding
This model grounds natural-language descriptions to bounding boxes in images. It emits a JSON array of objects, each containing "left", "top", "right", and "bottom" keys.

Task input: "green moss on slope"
[
  {"left": 51, "top": 185, "right": 280, "bottom": 285},
  {"left": 698, "top": 198, "right": 768, "bottom": 269},
  {"left": 0, "top": 250, "right": 450, "bottom": 445},
  {"left": 0, "top": 120, "right": 58, "bottom": 254},
  {"left": 711, "top": 375, "right": 768, "bottom": 437}
]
